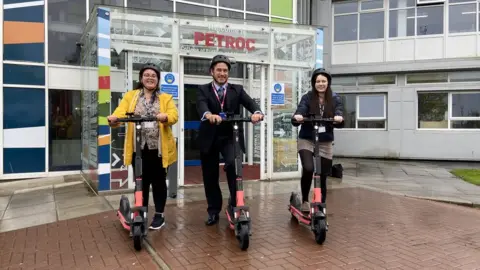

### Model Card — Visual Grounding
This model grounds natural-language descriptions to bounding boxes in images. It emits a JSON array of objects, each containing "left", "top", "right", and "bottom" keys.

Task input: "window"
[
  {"left": 219, "top": 9, "right": 244, "bottom": 19},
  {"left": 388, "top": 0, "right": 444, "bottom": 37},
  {"left": 246, "top": 0, "right": 269, "bottom": 14},
  {"left": 333, "top": 0, "right": 384, "bottom": 42},
  {"left": 48, "top": 0, "right": 86, "bottom": 65},
  {"left": 246, "top": 14, "right": 269, "bottom": 22},
  {"left": 219, "top": 0, "right": 244, "bottom": 10},
  {"left": 418, "top": 92, "right": 480, "bottom": 129},
  {"left": 176, "top": 2, "right": 216, "bottom": 16},
  {"left": 448, "top": 0, "right": 476, "bottom": 33},
  {"left": 49, "top": 90, "right": 83, "bottom": 171},
  {"left": 407, "top": 71, "right": 480, "bottom": 84},
  {"left": 338, "top": 93, "right": 387, "bottom": 129},
  {"left": 127, "top": 0, "right": 173, "bottom": 12},
  {"left": 90, "top": 0, "right": 123, "bottom": 12},
  {"left": 332, "top": 74, "right": 397, "bottom": 86}
]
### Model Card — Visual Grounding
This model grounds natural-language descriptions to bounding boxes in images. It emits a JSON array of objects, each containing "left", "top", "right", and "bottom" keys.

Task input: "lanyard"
[{"left": 212, "top": 83, "right": 227, "bottom": 111}]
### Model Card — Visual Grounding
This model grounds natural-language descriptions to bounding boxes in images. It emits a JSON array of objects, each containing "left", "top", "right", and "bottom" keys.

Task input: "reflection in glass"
[
  {"left": 417, "top": 6, "right": 444, "bottom": 35},
  {"left": 449, "top": 4, "right": 476, "bottom": 34},
  {"left": 389, "top": 9, "right": 415, "bottom": 37},
  {"left": 334, "top": 14, "right": 358, "bottom": 42},
  {"left": 246, "top": 13, "right": 269, "bottom": 22},
  {"left": 48, "top": 0, "right": 86, "bottom": 65},
  {"left": 406, "top": 72, "right": 448, "bottom": 84},
  {"left": 358, "top": 120, "right": 385, "bottom": 129},
  {"left": 49, "top": 90, "right": 83, "bottom": 171},
  {"left": 449, "top": 71, "right": 480, "bottom": 82},
  {"left": 361, "top": 0, "right": 383, "bottom": 10},
  {"left": 358, "top": 95, "right": 385, "bottom": 118},
  {"left": 184, "top": 57, "right": 244, "bottom": 78},
  {"left": 127, "top": 0, "right": 173, "bottom": 11},
  {"left": 451, "top": 121, "right": 480, "bottom": 129},
  {"left": 389, "top": 0, "right": 415, "bottom": 9},
  {"left": 360, "top": 12, "right": 385, "bottom": 39},
  {"left": 176, "top": 2, "right": 216, "bottom": 16},
  {"left": 90, "top": 0, "right": 123, "bottom": 12},
  {"left": 334, "top": 2, "right": 358, "bottom": 14},
  {"left": 417, "top": 92, "right": 448, "bottom": 129},
  {"left": 358, "top": 75, "right": 396, "bottom": 85},
  {"left": 452, "top": 93, "right": 480, "bottom": 117},
  {"left": 219, "top": 9, "right": 244, "bottom": 19},
  {"left": 339, "top": 94, "right": 357, "bottom": 128},
  {"left": 246, "top": 0, "right": 269, "bottom": 14},
  {"left": 219, "top": 0, "right": 244, "bottom": 10}
]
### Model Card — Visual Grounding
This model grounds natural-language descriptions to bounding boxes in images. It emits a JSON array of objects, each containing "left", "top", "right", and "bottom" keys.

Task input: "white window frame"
[
  {"left": 416, "top": 90, "right": 480, "bottom": 130},
  {"left": 337, "top": 92, "right": 388, "bottom": 130},
  {"left": 447, "top": 0, "right": 478, "bottom": 35}
]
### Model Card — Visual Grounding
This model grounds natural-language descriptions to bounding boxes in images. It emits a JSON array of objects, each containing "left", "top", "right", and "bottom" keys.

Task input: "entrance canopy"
[{"left": 80, "top": 5, "right": 323, "bottom": 192}]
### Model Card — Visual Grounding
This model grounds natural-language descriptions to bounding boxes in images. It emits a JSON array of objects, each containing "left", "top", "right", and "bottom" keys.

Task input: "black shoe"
[
  {"left": 205, "top": 213, "right": 219, "bottom": 226},
  {"left": 149, "top": 213, "right": 165, "bottom": 230}
]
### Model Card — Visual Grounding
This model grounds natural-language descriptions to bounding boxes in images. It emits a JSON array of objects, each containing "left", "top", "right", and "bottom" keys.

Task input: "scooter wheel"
[
  {"left": 238, "top": 224, "right": 250, "bottom": 251},
  {"left": 314, "top": 220, "right": 327, "bottom": 245},
  {"left": 132, "top": 226, "right": 143, "bottom": 251}
]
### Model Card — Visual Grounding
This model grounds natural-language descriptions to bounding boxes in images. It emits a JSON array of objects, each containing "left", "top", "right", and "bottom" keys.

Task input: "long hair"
[
  {"left": 309, "top": 73, "right": 334, "bottom": 118},
  {"left": 135, "top": 69, "right": 160, "bottom": 91}
]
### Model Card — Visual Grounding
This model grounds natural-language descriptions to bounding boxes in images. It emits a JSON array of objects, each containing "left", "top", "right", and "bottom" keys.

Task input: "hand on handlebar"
[
  {"left": 156, "top": 113, "right": 168, "bottom": 123},
  {"left": 293, "top": 114, "right": 304, "bottom": 123},
  {"left": 107, "top": 115, "right": 118, "bottom": 125},
  {"left": 251, "top": 113, "right": 264, "bottom": 124},
  {"left": 207, "top": 114, "right": 223, "bottom": 125},
  {"left": 334, "top": 115, "right": 344, "bottom": 123}
]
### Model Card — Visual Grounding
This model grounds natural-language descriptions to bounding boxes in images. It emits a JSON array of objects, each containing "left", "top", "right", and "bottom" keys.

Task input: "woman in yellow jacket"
[{"left": 107, "top": 63, "right": 178, "bottom": 230}]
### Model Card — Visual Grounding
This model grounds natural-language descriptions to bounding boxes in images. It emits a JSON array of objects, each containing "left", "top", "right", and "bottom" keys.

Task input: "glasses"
[{"left": 143, "top": 74, "right": 158, "bottom": 79}]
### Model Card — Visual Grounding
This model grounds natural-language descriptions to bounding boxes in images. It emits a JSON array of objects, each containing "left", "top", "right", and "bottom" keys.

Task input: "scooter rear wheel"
[
  {"left": 314, "top": 220, "right": 327, "bottom": 245},
  {"left": 238, "top": 224, "right": 249, "bottom": 251},
  {"left": 133, "top": 225, "right": 143, "bottom": 251}
]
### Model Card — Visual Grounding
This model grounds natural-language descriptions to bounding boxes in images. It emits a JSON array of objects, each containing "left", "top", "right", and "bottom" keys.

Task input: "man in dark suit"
[{"left": 196, "top": 55, "right": 264, "bottom": 226}]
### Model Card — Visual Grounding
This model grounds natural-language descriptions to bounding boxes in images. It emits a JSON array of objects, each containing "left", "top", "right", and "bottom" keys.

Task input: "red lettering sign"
[{"left": 194, "top": 32, "right": 256, "bottom": 51}]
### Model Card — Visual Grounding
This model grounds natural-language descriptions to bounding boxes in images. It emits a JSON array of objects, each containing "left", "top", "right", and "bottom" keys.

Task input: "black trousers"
[
  {"left": 299, "top": 149, "right": 332, "bottom": 204},
  {"left": 132, "top": 144, "right": 167, "bottom": 213},
  {"left": 200, "top": 136, "right": 237, "bottom": 215}
]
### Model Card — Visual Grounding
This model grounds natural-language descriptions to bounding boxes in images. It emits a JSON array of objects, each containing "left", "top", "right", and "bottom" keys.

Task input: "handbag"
[{"left": 331, "top": 163, "right": 343, "bottom": 179}]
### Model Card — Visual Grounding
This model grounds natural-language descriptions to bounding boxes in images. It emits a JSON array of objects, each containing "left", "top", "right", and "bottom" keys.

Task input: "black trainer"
[{"left": 149, "top": 213, "right": 165, "bottom": 230}]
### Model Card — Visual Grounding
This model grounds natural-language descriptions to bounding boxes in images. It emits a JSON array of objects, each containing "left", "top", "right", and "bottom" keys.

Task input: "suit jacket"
[{"left": 196, "top": 82, "right": 261, "bottom": 154}]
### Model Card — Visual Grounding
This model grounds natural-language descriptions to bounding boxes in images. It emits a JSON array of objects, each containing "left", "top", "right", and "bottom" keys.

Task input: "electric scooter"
[
  {"left": 222, "top": 113, "right": 261, "bottom": 251},
  {"left": 111, "top": 112, "right": 157, "bottom": 251},
  {"left": 289, "top": 115, "right": 335, "bottom": 245}
]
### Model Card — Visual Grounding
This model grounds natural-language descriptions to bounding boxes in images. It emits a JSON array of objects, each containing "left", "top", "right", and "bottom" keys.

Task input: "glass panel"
[
  {"left": 273, "top": 32, "right": 315, "bottom": 62},
  {"left": 246, "top": 13, "right": 269, "bottom": 22},
  {"left": 245, "top": 0, "right": 269, "bottom": 14},
  {"left": 451, "top": 93, "right": 480, "bottom": 117},
  {"left": 219, "top": 0, "right": 244, "bottom": 10},
  {"left": 361, "top": 0, "right": 384, "bottom": 10},
  {"left": 358, "top": 75, "right": 396, "bottom": 85},
  {"left": 406, "top": 72, "right": 448, "bottom": 83},
  {"left": 179, "top": 21, "right": 269, "bottom": 60},
  {"left": 449, "top": 4, "right": 476, "bottom": 33},
  {"left": 272, "top": 67, "right": 306, "bottom": 173},
  {"left": 451, "top": 120, "right": 480, "bottom": 129},
  {"left": 334, "top": 14, "right": 358, "bottom": 42},
  {"left": 90, "top": 0, "right": 123, "bottom": 12},
  {"left": 417, "top": 6, "right": 444, "bottom": 35},
  {"left": 184, "top": 57, "right": 244, "bottom": 78},
  {"left": 449, "top": 71, "right": 480, "bottom": 82},
  {"left": 358, "top": 120, "right": 386, "bottom": 128},
  {"left": 338, "top": 94, "right": 357, "bottom": 128},
  {"left": 389, "top": 9, "right": 415, "bottom": 37},
  {"left": 389, "top": 0, "right": 415, "bottom": 8},
  {"left": 417, "top": 92, "right": 448, "bottom": 129},
  {"left": 49, "top": 90, "right": 83, "bottom": 171},
  {"left": 48, "top": 0, "right": 86, "bottom": 65},
  {"left": 110, "top": 92, "right": 129, "bottom": 189},
  {"left": 127, "top": 0, "right": 173, "bottom": 11},
  {"left": 334, "top": 2, "right": 358, "bottom": 14},
  {"left": 183, "top": 0, "right": 217, "bottom": 5},
  {"left": 176, "top": 2, "right": 216, "bottom": 16},
  {"left": 219, "top": 9, "right": 244, "bottom": 19},
  {"left": 332, "top": 76, "right": 356, "bottom": 86},
  {"left": 358, "top": 95, "right": 385, "bottom": 118},
  {"left": 360, "top": 12, "right": 385, "bottom": 40}
]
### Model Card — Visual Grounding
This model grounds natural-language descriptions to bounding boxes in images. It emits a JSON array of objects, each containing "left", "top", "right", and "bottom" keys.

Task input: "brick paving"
[
  {"left": 148, "top": 187, "right": 480, "bottom": 270},
  {"left": 0, "top": 211, "right": 158, "bottom": 270}
]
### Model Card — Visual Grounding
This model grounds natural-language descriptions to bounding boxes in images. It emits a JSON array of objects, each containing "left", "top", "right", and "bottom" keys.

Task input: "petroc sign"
[{"left": 193, "top": 32, "right": 256, "bottom": 51}]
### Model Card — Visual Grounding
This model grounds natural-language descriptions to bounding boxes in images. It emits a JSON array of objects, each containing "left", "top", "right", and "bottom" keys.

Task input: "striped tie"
[{"left": 217, "top": 86, "right": 224, "bottom": 101}]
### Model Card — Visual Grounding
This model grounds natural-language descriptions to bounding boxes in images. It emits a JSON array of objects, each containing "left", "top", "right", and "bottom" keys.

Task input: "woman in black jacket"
[{"left": 291, "top": 68, "right": 344, "bottom": 213}]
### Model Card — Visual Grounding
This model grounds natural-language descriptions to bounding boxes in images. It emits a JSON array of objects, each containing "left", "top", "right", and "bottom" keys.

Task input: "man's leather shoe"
[{"left": 205, "top": 214, "right": 219, "bottom": 226}]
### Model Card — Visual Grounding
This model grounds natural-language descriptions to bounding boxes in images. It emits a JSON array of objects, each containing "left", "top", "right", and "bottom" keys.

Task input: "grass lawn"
[{"left": 451, "top": 169, "right": 480, "bottom": 186}]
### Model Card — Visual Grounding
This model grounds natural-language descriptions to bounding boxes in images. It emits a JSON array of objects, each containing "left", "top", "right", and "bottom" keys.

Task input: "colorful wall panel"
[
  {"left": 2, "top": 0, "right": 46, "bottom": 175},
  {"left": 96, "top": 7, "right": 111, "bottom": 191}
]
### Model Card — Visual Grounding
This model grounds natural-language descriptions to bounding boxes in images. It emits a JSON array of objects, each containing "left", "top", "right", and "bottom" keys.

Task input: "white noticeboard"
[
  {"left": 271, "top": 83, "right": 285, "bottom": 105},
  {"left": 160, "top": 72, "right": 179, "bottom": 100}
]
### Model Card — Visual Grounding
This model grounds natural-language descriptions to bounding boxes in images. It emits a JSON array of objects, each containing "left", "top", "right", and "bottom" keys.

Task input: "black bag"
[{"left": 331, "top": 163, "right": 343, "bottom": 179}]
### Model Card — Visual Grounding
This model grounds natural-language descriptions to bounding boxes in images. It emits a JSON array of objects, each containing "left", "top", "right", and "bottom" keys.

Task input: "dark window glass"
[
  {"left": 47, "top": 0, "right": 86, "bottom": 65},
  {"left": 339, "top": 94, "right": 356, "bottom": 128},
  {"left": 127, "top": 0, "right": 173, "bottom": 12},
  {"left": 452, "top": 93, "right": 480, "bottom": 117},
  {"left": 246, "top": 13, "right": 269, "bottom": 22},
  {"left": 219, "top": 0, "right": 244, "bottom": 10},
  {"left": 417, "top": 92, "right": 448, "bottom": 129},
  {"left": 219, "top": 9, "right": 244, "bottom": 19},
  {"left": 176, "top": 2, "right": 216, "bottom": 16},
  {"left": 49, "top": 90, "right": 83, "bottom": 171},
  {"left": 90, "top": 0, "right": 123, "bottom": 12},
  {"left": 246, "top": 0, "right": 269, "bottom": 14}
]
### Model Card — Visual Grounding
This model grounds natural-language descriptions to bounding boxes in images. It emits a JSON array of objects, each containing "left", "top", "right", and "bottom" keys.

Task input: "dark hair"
[
  {"left": 136, "top": 64, "right": 160, "bottom": 90},
  {"left": 309, "top": 73, "right": 334, "bottom": 118}
]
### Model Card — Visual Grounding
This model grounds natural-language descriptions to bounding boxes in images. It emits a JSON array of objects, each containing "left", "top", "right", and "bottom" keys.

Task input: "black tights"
[
  {"left": 132, "top": 144, "right": 168, "bottom": 214},
  {"left": 299, "top": 149, "right": 332, "bottom": 204}
]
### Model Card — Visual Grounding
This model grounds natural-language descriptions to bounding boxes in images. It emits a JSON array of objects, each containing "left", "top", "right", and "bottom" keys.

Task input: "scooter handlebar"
[
  {"left": 292, "top": 115, "right": 335, "bottom": 125},
  {"left": 110, "top": 114, "right": 157, "bottom": 123}
]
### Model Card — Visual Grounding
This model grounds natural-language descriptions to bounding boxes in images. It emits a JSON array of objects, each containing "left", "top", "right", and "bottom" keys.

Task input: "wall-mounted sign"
[
  {"left": 193, "top": 32, "right": 256, "bottom": 51},
  {"left": 271, "top": 83, "right": 285, "bottom": 105},
  {"left": 160, "top": 72, "right": 179, "bottom": 100}
]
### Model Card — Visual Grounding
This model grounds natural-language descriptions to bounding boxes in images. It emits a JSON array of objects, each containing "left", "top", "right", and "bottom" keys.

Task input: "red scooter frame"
[
  {"left": 289, "top": 115, "right": 335, "bottom": 245},
  {"left": 111, "top": 113, "right": 157, "bottom": 251},
  {"left": 222, "top": 114, "right": 260, "bottom": 251}
]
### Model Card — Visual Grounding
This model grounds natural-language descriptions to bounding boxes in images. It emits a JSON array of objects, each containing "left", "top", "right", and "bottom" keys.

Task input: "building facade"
[{"left": 0, "top": 0, "right": 478, "bottom": 182}]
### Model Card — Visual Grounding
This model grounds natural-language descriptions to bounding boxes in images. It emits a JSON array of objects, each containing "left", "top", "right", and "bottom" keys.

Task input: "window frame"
[
  {"left": 406, "top": 71, "right": 480, "bottom": 85},
  {"left": 447, "top": 0, "right": 478, "bottom": 35},
  {"left": 416, "top": 90, "right": 480, "bottom": 130},
  {"left": 337, "top": 92, "right": 388, "bottom": 130}
]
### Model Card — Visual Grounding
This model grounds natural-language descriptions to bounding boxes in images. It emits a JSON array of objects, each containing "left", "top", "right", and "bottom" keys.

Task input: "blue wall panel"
[
  {"left": 3, "top": 64, "right": 45, "bottom": 86},
  {"left": 3, "top": 87, "right": 45, "bottom": 129},
  {"left": 3, "top": 148, "right": 46, "bottom": 174},
  {"left": 4, "top": 43, "right": 44, "bottom": 63},
  {"left": 4, "top": 6, "right": 44, "bottom": 23}
]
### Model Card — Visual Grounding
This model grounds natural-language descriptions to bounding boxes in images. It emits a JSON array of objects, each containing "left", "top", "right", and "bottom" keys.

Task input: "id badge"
[
  {"left": 219, "top": 112, "right": 226, "bottom": 120},
  {"left": 144, "top": 122, "right": 155, "bottom": 129},
  {"left": 318, "top": 126, "right": 326, "bottom": 133}
]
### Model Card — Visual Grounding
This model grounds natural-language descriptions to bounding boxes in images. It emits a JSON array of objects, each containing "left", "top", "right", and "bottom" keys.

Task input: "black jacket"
[
  {"left": 196, "top": 82, "right": 261, "bottom": 154},
  {"left": 291, "top": 91, "right": 344, "bottom": 143}
]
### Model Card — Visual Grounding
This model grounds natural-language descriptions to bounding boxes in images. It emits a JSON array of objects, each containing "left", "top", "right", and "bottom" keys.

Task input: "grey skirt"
[{"left": 297, "top": 139, "right": 333, "bottom": 160}]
